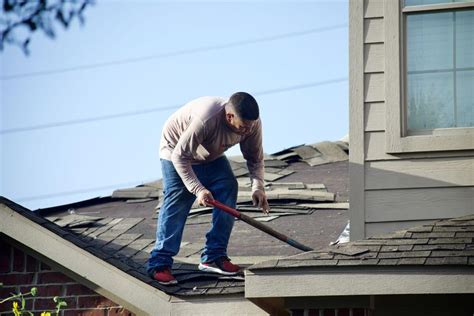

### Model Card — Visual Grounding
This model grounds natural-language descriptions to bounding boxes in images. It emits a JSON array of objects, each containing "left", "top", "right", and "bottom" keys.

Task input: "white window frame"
[{"left": 384, "top": 0, "right": 474, "bottom": 153}]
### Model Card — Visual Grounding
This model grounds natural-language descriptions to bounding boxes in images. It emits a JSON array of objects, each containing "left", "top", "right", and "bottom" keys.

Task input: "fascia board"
[{"left": 245, "top": 267, "right": 474, "bottom": 299}]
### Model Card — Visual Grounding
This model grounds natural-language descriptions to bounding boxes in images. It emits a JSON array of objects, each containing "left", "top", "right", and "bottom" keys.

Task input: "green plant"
[{"left": 0, "top": 286, "right": 67, "bottom": 316}]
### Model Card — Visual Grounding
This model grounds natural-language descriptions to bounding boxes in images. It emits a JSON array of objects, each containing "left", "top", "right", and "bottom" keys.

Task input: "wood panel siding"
[
  {"left": 365, "top": 187, "right": 474, "bottom": 222},
  {"left": 365, "top": 220, "right": 436, "bottom": 237},
  {"left": 364, "top": 43, "right": 384, "bottom": 73},
  {"left": 364, "top": 73, "right": 384, "bottom": 103},
  {"left": 364, "top": 102, "right": 385, "bottom": 132},
  {"left": 364, "top": 18, "right": 384, "bottom": 43},
  {"left": 365, "top": 157, "right": 474, "bottom": 190},
  {"left": 364, "top": 0, "right": 383, "bottom": 18},
  {"left": 349, "top": 0, "right": 367, "bottom": 240},
  {"left": 350, "top": 0, "right": 474, "bottom": 238}
]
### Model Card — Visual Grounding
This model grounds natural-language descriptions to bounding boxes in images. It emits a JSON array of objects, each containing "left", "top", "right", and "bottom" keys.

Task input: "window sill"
[{"left": 386, "top": 128, "right": 474, "bottom": 153}]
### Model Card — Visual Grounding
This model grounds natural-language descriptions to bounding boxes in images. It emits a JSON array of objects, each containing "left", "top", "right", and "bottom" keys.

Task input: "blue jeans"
[{"left": 147, "top": 156, "right": 238, "bottom": 274}]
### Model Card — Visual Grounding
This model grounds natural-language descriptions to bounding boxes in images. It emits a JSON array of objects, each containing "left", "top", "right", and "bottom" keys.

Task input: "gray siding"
[{"left": 350, "top": 0, "right": 474, "bottom": 238}]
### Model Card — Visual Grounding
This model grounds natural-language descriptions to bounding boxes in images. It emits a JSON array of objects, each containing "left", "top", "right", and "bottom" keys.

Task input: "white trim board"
[{"left": 245, "top": 267, "right": 474, "bottom": 299}]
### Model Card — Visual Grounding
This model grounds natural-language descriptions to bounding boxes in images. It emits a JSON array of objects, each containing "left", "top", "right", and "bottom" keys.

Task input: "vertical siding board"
[
  {"left": 364, "top": 18, "right": 384, "bottom": 43},
  {"left": 364, "top": 102, "right": 385, "bottom": 132},
  {"left": 384, "top": 0, "right": 403, "bottom": 153},
  {"left": 364, "top": 43, "right": 385, "bottom": 73},
  {"left": 364, "top": 73, "right": 385, "bottom": 102},
  {"left": 349, "top": 0, "right": 366, "bottom": 240},
  {"left": 364, "top": 0, "right": 384, "bottom": 18}
]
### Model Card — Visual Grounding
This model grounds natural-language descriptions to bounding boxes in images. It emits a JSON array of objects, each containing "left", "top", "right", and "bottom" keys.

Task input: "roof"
[
  {"left": 245, "top": 214, "right": 474, "bottom": 308},
  {"left": 249, "top": 214, "right": 474, "bottom": 270},
  {"left": 3, "top": 140, "right": 350, "bottom": 301}
]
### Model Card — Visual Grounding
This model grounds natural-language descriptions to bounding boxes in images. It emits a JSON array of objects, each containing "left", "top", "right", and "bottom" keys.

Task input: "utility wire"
[
  {"left": 1, "top": 24, "right": 347, "bottom": 80},
  {"left": 0, "top": 77, "right": 348, "bottom": 135},
  {"left": 15, "top": 178, "right": 157, "bottom": 202}
]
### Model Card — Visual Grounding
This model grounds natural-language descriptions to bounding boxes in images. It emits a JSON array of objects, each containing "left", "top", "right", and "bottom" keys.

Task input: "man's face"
[{"left": 226, "top": 113, "right": 255, "bottom": 136}]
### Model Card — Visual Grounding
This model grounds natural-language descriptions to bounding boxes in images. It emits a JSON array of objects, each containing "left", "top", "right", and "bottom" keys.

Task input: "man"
[{"left": 147, "top": 92, "right": 270, "bottom": 285}]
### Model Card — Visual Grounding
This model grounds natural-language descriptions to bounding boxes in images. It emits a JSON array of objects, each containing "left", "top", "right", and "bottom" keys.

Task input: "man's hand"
[
  {"left": 252, "top": 190, "right": 270, "bottom": 214},
  {"left": 197, "top": 189, "right": 214, "bottom": 206}
]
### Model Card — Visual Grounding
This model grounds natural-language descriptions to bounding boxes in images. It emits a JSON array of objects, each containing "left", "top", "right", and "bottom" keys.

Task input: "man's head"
[{"left": 224, "top": 92, "right": 259, "bottom": 136}]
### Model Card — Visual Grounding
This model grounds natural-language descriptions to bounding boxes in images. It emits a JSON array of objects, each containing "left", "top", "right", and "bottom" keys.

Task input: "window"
[
  {"left": 384, "top": 0, "right": 474, "bottom": 153},
  {"left": 404, "top": 1, "right": 474, "bottom": 133}
]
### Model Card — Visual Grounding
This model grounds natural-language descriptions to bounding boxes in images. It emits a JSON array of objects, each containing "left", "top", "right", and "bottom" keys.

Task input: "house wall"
[
  {"left": 0, "top": 237, "right": 135, "bottom": 316},
  {"left": 349, "top": 0, "right": 474, "bottom": 239}
]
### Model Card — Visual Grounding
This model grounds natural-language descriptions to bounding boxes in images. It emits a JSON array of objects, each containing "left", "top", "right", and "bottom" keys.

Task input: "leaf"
[
  {"left": 3, "top": 0, "right": 14, "bottom": 12},
  {"left": 30, "top": 287, "right": 38, "bottom": 297},
  {"left": 56, "top": 10, "right": 68, "bottom": 28},
  {"left": 21, "top": 297, "right": 25, "bottom": 310},
  {"left": 25, "top": 20, "right": 37, "bottom": 31}
]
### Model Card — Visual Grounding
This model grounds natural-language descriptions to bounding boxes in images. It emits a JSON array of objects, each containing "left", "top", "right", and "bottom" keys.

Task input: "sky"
[{"left": 0, "top": 0, "right": 349, "bottom": 210}]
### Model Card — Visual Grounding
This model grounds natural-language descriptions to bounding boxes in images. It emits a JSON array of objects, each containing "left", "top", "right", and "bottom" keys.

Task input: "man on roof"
[{"left": 147, "top": 92, "right": 270, "bottom": 285}]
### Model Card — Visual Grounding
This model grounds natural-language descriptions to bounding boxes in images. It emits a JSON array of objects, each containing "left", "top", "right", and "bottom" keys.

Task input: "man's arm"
[
  {"left": 240, "top": 119, "right": 270, "bottom": 214},
  {"left": 170, "top": 119, "right": 213, "bottom": 205}
]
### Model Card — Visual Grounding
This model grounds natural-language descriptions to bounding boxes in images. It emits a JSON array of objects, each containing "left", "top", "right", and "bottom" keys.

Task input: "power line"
[
  {"left": 1, "top": 104, "right": 181, "bottom": 134},
  {"left": 1, "top": 24, "right": 347, "bottom": 80},
  {"left": 15, "top": 178, "right": 156, "bottom": 202},
  {"left": 0, "top": 77, "right": 348, "bottom": 135}
]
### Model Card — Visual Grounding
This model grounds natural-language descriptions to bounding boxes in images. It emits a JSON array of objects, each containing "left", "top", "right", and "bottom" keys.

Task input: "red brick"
[
  {"left": 0, "top": 240, "right": 11, "bottom": 256},
  {"left": 34, "top": 296, "right": 76, "bottom": 310},
  {"left": 77, "top": 295, "right": 119, "bottom": 309},
  {"left": 0, "top": 248, "right": 11, "bottom": 273},
  {"left": 26, "top": 255, "right": 38, "bottom": 272},
  {"left": 0, "top": 286, "right": 18, "bottom": 298},
  {"left": 66, "top": 284, "right": 96, "bottom": 296},
  {"left": 37, "top": 271, "right": 74, "bottom": 284},
  {"left": 338, "top": 309, "right": 350, "bottom": 316},
  {"left": 40, "top": 262, "right": 52, "bottom": 271},
  {"left": 324, "top": 309, "right": 335, "bottom": 316},
  {"left": 12, "top": 248, "right": 25, "bottom": 272},
  {"left": 352, "top": 308, "right": 366, "bottom": 316},
  {"left": 20, "top": 285, "right": 63, "bottom": 297},
  {"left": 308, "top": 309, "right": 320, "bottom": 316},
  {"left": 108, "top": 307, "right": 134, "bottom": 316},
  {"left": 0, "top": 298, "right": 33, "bottom": 312},
  {"left": 0, "top": 300, "right": 13, "bottom": 313},
  {"left": 0, "top": 273, "right": 35, "bottom": 286},
  {"left": 63, "top": 309, "right": 108, "bottom": 316},
  {"left": 290, "top": 310, "right": 304, "bottom": 316}
]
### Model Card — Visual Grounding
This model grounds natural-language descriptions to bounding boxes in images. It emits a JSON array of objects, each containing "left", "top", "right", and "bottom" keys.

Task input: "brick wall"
[
  {"left": 290, "top": 308, "right": 370, "bottom": 316},
  {"left": 0, "top": 238, "right": 135, "bottom": 316}
]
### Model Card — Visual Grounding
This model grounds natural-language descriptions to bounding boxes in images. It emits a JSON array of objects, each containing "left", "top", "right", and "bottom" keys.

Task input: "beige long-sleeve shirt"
[{"left": 160, "top": 96, "right": 265, "bottom": 196}]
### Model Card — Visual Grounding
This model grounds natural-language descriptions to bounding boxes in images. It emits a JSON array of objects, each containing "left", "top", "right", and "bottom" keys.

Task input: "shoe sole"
[
  {"left": 198, "top": 263, "right": 239, "bottom": 275},
  {"left": 157, "top": 279, "right": 178, "bottom": 285}
]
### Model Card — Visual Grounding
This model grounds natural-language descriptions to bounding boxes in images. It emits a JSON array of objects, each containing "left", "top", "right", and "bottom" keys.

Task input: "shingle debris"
[{"left": 249, "top": 214, "right": 474, "bottom": 270}]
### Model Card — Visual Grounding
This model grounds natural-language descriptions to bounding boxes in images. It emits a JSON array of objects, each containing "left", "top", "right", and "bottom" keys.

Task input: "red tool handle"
[{"left": 206, "top": 199, "right": 313, "bottom": 252}]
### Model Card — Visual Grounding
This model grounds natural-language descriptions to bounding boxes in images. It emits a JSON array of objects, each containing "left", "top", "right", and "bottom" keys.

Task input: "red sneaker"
[
  {"left": 152, "top": 267, "right": 177, "bottom": 285},
  {"left": 198, "top": 257, "right": 241, "bottom": 275}
]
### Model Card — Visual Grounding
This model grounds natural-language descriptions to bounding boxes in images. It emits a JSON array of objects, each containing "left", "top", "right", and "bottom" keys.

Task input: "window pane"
[
  {"left": 456, "top": 10, "right": 474, "bottom": 68},
  {"left": 456, "top": 71, "right": 474, "bottom": 127},
  {"left": 407, "top": 72, "right": 455, "bottom": 130},
  {"left": 406, "top": 0, "right": 452, "bottom": 5},
  {"left": 406, "top": 0, "right": 474, "bottom": 5},
  {"left": 407, "top": 12, "right": 453, "bottom": 72}
]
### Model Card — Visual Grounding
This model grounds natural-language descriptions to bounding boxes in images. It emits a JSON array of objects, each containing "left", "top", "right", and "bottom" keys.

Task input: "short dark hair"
[{"left": 228, "top": 92, "right": 259, "bottom": 121}]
